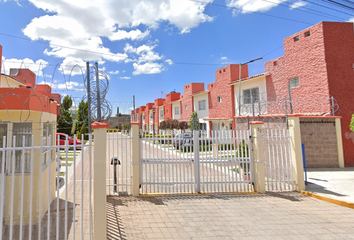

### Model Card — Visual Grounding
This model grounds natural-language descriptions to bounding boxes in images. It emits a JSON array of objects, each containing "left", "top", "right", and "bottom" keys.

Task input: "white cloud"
[
  {"left": 20, "top": 0, "right": 213, "bottom": 70},
  {"left": 133, "top": 62, "right": 164, "bottom": 75},
  {"left": 226, "top": 0, "right": 288, "bottom": 14},
  {"left": 290, "top": 1, "right": 307, "bottom": 9},
  {"left": 1, "top": 56, "right": 48, "bottom": 76},
  {"left": 109, "top": 29, "right": 150, "bottom": 41},
  {"left": 59, "top": 57, "right": 86, "bottom": 76},
  {"left": 165, "top": 59, "right": 173, "bottom": 65},
  {"left": 38, "top": 80, "right": 85, "bottom": 91},
  {"left": 220, "top": 56, "right": 228, "bottom": 60},
  {"left": 108, "top": 70, "right": 120, "bottom": 75},
  {"left": 120, "top": 76, "right": 131, "bottom": 80}
]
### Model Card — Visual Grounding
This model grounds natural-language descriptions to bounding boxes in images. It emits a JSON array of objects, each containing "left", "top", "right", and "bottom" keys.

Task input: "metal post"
[
  {"left": 114, "top": 163, "right": 117, "bottom": 193},
  {"left": 238, "top": 64, "right": 242, "bottom": 116},
  {"left": 86, "top": 62, "right": 92, "bottom": 134},
  {"left": 95, "top": 62, "right": 102, "bottom": 122},
  {"left": 331, "top": 96, "right": 335, "bottom": 116},
  {"left": 133, "top": 95, "right": 136, "bottom": 122},
  {"left": 153, "top": 108, "right": 156, "bottom": 144},
  {"left": 194, "top": 130, "right": 201, "bottom": 193},
  {"left": 284, "top": 97, "right": 288, "bottom": 115},
  {"left": 251, "top": 94, "right": 255, "bottom": 121},
  {"left": 288, "top": 85, "right": 293, "bottom": 114}
]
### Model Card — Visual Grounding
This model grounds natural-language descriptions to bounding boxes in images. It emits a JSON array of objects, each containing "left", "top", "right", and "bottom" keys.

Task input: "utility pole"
[
  {"left": 95, "top": 62, "right": 102, "bottom": 122},
  {"left": 238, "top": 58, "right": 263, "bottom": 116},
  {"left": 86, "top": 62, "right": 92, "bottom": 134}
]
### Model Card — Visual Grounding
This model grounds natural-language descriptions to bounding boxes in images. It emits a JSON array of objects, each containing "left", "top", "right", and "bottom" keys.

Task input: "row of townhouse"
[{"left": 131, "top": 21, "right": 354, "bottom": 166}]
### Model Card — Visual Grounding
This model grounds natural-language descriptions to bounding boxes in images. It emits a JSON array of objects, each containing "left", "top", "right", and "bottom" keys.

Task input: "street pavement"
[
  {"left": 305, "top": 167, "right": 354, "bottom": 204},
  {"left": 107, "top": 192, "right": 354, "bottom": 240}
]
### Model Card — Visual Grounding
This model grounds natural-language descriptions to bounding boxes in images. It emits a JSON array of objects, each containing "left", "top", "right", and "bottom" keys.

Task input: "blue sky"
[{"left": 0, "top": 0, "right": 353, "bottom": 114}]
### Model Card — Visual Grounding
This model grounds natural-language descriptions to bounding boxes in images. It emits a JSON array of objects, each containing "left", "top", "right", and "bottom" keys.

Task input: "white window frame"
[
  {"left": 243, "top": 87, "right": 260, "bottom": 104},
  {"left": 198, "top": 100, "right": 206, "bottom": 111},
  {"left": 218, "top": 96, "right": 222, "bottom": 103},
  {"left": 175, "top": 106, "right": 180, "bottom": 115},
  {"left": 289, "top": 77, "right": 299, "bottom": 88}
]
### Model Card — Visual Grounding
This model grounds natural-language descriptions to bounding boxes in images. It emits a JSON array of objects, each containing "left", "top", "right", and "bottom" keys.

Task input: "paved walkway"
[
  {"left": 305, "top": 167, "right": 354, "bottom": 204},
  {"left": 106, "top": 192, "right": 354, "bottom": 240}
]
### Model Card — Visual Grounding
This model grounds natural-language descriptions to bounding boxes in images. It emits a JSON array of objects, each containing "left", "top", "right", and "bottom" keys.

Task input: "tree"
[
  {"left": 76, "top": 100, "right": 89, "bottom": 140},
  {"left": 350, "top": 113, "right": 354, "bottom": 132},
  {"left": 57, "top": 95, "right": 73, "bottom": 135},
  {"left": 190, "top": 112, "right": 200, "bottom": 130}
]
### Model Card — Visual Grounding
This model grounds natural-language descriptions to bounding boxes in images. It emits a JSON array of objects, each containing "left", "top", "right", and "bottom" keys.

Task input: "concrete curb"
[
  {"left": 139, "top": 192, "right": 260, "bottom": 198},
  {"left": 300, "top": 190, "right": 354, "bottom": 209}
]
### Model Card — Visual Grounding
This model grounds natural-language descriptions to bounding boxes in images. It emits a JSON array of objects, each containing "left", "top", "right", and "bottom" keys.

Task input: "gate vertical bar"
[
  {"left": 92, "top": 121, "right": 109, "bottom": 240},
  {"left": 193, "top": 131, "right": 200, "bottom": 193}
]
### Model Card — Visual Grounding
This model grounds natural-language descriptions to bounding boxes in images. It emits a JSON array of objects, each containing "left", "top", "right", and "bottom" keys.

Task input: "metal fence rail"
[
  {"left": 0, "top": 134, "right": 93, "bottom": 240},
  {"left": 106, "top": 131, "right": 132, "bottom": 195},
  {"left": 140, "top": 130, "right": 254, "bottom": 194}
]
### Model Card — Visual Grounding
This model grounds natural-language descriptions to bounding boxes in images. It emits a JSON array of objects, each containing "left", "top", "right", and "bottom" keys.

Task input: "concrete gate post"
[
  {"left": 131, "top": 123, "right": 140, "bottom": 197},
  {"left": 92, "top": 122, "right": 109, "bottom": 240},
  {"left": 250, "top": 121, "right": 266, "bottom": 194},
  {"left": 288, "top": 115, "right": 305, "bottom": 191}
]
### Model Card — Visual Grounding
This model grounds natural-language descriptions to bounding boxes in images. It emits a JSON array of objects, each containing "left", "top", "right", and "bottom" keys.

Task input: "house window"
[
  {"left": 200, "top": 123, "right": 207, "bottom": 130},
  {"left": 290, "top": 77, "right": 299, "bottom": 88},
  {"left": 294, "top": 36, "right": 299, "bottom": 41},
  {"left": 160, "top": 110, "right": 163, "bottom": 118},
  {"left": 175, "top": 106, "right": 180, "bottom": 115},
  {"left": 12, "top": 123, "right": 32, "bottom": 172},
  {"left": 42, "top": 122, "right": 54, "bottom": 166},
  {"left": 150, "top": 113, "right": 153, "bottom": 119},
  {"left": 305, "top": 31, "right": 310, "bottom": 37},
  {"left": 223, "top": 69, "right": 226, "bottom": 72},
  {"left": 273, "top": 61, "right": 278, "bottom": 66},
  {"left": 243, "top": 87, "right": 260, "bottom": 104},
  {"left": 198, "top": 100, "right": 206, "bottom": 111},
  {"left": 185, "top": 105, "right": 187, "bottom": 109},
  {"left": 218, "top": 96, "right": 222, "bottom": 103}
]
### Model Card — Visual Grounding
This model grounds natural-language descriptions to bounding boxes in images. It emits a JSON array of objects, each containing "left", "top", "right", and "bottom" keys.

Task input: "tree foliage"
[
  {"left": 76, "top": 100, "right": 89, "bottom": 140},
  {"left": 350, "top": 113, "right": 354, "bottom": 132},
  {"left": 57, "top": 95, "right": 73, "bottom": 135},
  {"left": 190, "top": 112, "right": 200, "bottom": 130}
]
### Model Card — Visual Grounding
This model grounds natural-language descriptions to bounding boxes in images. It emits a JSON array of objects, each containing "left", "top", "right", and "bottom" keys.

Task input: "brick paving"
[{"left": 106, "top": 192, "right": 354, "bottom": 240}]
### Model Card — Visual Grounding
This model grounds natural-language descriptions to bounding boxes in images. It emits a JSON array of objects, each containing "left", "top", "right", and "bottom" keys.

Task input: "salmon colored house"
[
  {"left": 0, "top": 45, "right": 61, "bottom": 224},
  {"left": 264, "top": 21, "right": 354, "bottom": 166}
]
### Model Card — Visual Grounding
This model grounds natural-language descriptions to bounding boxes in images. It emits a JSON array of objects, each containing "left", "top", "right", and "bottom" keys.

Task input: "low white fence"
[{"left": 0, "top": 134, "right": 93, "bottom": 240}]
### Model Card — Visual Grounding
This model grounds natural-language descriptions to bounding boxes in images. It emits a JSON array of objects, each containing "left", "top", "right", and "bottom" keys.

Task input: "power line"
[
  {"left": 260, "top": 0, "right": 347, "bottom": 21},
  {"left": 188, "top": 0, "right": 314, "bottom": 25}
]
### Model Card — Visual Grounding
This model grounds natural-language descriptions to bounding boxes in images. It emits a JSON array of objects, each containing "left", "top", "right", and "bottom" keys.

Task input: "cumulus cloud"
[
  {"left": 290, "top": 0, "right": 307, "bottom": 9},
  {"left": 108, "top": 70, "right": 120, "bottom": 75},
  {"left": 220, "top": 56, "right": 228, "bottom": 60},
  {"left": 1, "top": 56, "right": 48, "bottom": 76},
  {"left": 120, "top": 76, "right": 131, "bottom": 80},
  {"left": 226, "top": 0, "right": 288, "bottom": 14},
  {"left": 165, "top": 59, "right": 173, "bottom": 65},
  {"left": 133, "top": 62, "right": 164, "bottom": 75},
  {"left": 38, "top": 80, "right": 85, "bottom": 91},
  {"left": 19, "top": 0, "right": 213, "bottom": 74}
]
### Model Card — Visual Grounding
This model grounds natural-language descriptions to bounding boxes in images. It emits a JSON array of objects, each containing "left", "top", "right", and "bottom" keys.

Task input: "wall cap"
[
  {"left": 249, "top": 121, "right": 264, "bottom": 125},
  {"left": 91, "top": 122, "right": 110, "bottom": 129},
  {"left": 299, "top": 116, "right": 342, "bottom": 119},
  {"left": 131, "top": 122, "right": 140, "bottom": 125}
]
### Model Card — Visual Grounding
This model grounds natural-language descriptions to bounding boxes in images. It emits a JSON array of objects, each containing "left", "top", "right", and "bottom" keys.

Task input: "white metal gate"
[
  {"left": 140, "top": 130, "right": 254, "bottom": 194},
  {"left": 263, "top": 127, "right": 294, "bottom": 191},
  {"left": 0, "top": 133, "right": 93, "bottom": 240},
  {"left": 106, "top": 131, "right": 132, "bottom": 195}
]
